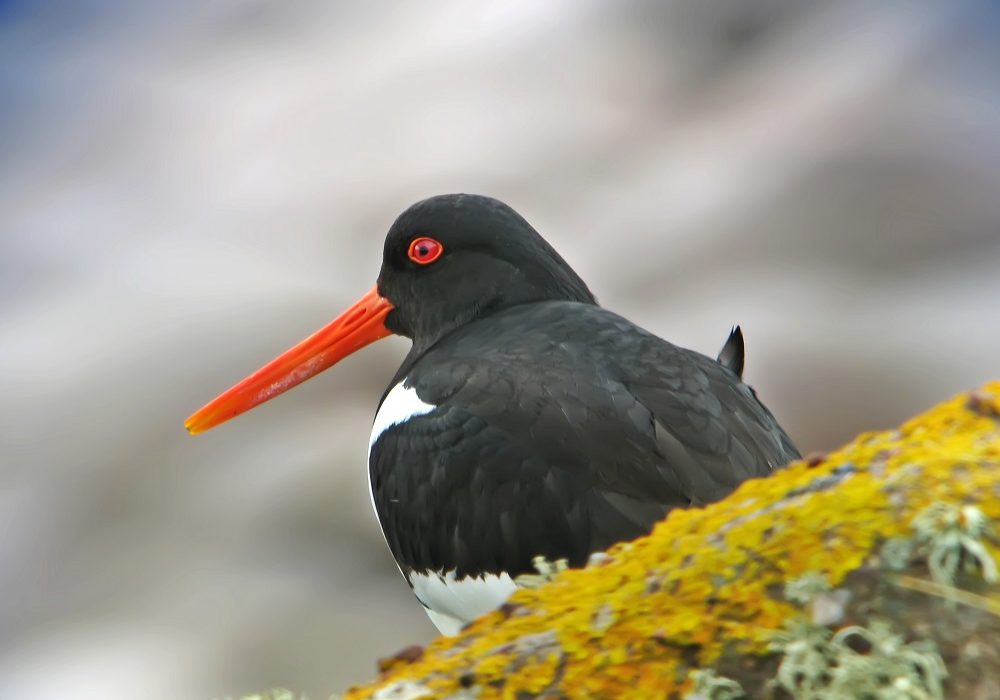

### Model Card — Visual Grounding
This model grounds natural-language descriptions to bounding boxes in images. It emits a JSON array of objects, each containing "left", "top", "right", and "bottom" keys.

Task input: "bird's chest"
[
  {"left": 366, "top": 379, "right": 538, "bottom": 575},
  {"left": 366, "top": 381, "right": 522, "bottom": 633},
  {"left": 367, "top": 381, "right": 487, "bottom": 561},
  {"left": 366, "top": 381, "right": 436, "bottom": 541}
]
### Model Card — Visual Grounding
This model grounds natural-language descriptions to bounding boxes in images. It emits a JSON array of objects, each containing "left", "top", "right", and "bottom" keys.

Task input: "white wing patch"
[{"left": 409, "top": 570, "right": 517, "bottom": 636}]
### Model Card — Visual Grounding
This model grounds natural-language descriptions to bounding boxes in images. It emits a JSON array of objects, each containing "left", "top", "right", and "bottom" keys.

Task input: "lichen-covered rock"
[{"left": 344, "top": 383, "right": 1000, "bottom": 699}]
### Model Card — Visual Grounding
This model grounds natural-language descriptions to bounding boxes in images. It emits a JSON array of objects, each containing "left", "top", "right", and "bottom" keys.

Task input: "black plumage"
[
  {"left": 369, "top": 194, "right": 799, "bottom": 581},
  {"left": 717, "top": 325, "right": 745, "bottom": 379},
  {"left": 186, "top": 192, "right": 800, "bottom": 633}
]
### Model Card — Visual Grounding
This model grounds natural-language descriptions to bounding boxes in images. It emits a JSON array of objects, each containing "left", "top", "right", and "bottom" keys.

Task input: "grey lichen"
[
  {"left": 912, "top": 502, "right": 997, "bottom": 586},
  {"left": 770, "top": 618, "right": 947, "bottom": 699},
  {"left": 686, "top": 668, "right": 745, "bottom": 700},
  {"left": 514, "top": 554, "right": 569, "bottom": 589},
  {"left": 226, "top": 691, "right": 313, "bottom": 700},
  {"left": 784, "top": 572, "right": 832, "bottom": 605},
  {"left": 371, "top": 681, "right": 434, "bottom": 700},
  {"left": 783, "top": 572, "right": 850, "bottom": 626},
  {"left": 879, "top": 537, "right": 915, "bottom": 572},
  {"left": 828, "top": 622, "right": 946, "bottom": 699},
  {"left": 769, "top": 619, "right": 835, "bottom": 697}
]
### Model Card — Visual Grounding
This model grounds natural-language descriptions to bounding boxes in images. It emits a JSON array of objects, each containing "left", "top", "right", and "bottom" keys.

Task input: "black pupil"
[{"left": 418, "top": 244, "right": 430, "bottom": 257}]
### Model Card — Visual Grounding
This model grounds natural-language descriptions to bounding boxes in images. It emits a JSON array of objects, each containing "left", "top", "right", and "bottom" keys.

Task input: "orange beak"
[{"left": 185, "top": 285, "right": 394, "bottom": 435}]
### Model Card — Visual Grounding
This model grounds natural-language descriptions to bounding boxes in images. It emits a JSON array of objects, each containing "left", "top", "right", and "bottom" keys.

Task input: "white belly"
[{"left": 409, "top": 570, "right": 517, "bottom": 635}]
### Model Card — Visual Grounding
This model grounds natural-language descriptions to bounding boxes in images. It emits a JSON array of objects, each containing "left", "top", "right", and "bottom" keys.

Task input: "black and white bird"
[{"left": 186, "top": 194, "right": 799, "bottom": 635}]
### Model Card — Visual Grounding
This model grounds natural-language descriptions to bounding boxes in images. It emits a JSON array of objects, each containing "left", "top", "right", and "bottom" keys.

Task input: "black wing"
[{"left": 370, "top": 302, "right": 798, "bottom": 578}]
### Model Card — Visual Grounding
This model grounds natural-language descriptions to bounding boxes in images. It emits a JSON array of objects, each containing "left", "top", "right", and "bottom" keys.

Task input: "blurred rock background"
[{"left": 1, "top": 1, "right": 998, "bottom": 698}]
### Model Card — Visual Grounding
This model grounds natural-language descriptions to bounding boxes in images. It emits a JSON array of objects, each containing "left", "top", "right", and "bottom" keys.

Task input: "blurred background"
[{"left": 2, "top": 0, "right": 999, "bottom": 698}]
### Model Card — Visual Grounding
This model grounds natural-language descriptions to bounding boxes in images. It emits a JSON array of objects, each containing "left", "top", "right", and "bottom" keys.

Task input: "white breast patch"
[
  {"left": 409, "top": 569, "right": 518, "bottom": 636},
  {"left": 366, "top": 381, "right": 437, "bottom": 555},
  {"left": 368, "top": 381, "right": 436, "bottom": 456},
  {"left": 367, "top": 382, "right": 514, "bottom": 636}
]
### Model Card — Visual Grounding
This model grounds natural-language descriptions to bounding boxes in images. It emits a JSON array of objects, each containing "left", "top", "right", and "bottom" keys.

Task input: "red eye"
[{"left": 407, "top": 237, "right": 444, "bottom": 265}]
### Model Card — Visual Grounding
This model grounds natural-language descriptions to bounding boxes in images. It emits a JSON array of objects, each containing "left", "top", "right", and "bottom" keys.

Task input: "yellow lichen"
[{"left": 345, "top": 383, "right": 1000, "bottom": 700}]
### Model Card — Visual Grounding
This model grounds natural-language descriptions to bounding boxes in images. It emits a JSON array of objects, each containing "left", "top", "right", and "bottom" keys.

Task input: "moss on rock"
[{"left": 344, "top": 383, "right": 1000, "bottom": 699}]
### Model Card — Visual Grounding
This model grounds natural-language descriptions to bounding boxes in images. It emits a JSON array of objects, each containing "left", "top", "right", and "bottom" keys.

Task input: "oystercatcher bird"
[{"left": 186, "top": 194, "right": 799, "bottom": 635}]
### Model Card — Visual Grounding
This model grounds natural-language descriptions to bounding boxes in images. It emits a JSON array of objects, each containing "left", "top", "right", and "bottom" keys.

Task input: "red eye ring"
[{"left": 407, "top": 237, "right": 444, "bottom": 265}]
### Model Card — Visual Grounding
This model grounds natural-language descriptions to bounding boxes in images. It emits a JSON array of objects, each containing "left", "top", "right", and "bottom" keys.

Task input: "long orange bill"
[{"left": 185, "top": 285, "right": 394, "bottom": 435}]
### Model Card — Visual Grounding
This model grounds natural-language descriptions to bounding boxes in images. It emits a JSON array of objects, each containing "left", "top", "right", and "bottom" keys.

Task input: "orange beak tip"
[
  {"left": 182, "top": 285, "right": 393, "bottom": 435},
  {"left": 183, "top": 415, "right": 204, "bottom": 435}
]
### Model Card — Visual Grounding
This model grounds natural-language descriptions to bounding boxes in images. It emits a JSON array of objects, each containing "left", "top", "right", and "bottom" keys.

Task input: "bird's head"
[
  {"left": 378, "top": 193, "right": 594, "bottom": 343},
  {"left": 185, "top": 193, "right": 593, "bottom": 434}
]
